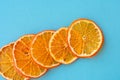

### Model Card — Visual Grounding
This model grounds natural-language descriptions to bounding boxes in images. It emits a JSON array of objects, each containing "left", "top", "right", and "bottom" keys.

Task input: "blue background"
[{"left": 0, "top": 0, "right": 120, "bottom": 80}]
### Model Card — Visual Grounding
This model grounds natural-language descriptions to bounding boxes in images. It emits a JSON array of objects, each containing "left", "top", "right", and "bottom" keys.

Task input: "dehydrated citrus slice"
[
  {"left": 0, "top": 43, "right": 28, "bottom": 80},
  {"left": 68, "top": 18, "right": 104, "bottom": 57},
  {"left": 31, "top": 31, "right": 60, "bottom": 68},
  {"left": 49, "top": 27, "right": 77, "bottom": 64},
  {"left": 13, "top": 34, "right": 47, "bottom": 78}
]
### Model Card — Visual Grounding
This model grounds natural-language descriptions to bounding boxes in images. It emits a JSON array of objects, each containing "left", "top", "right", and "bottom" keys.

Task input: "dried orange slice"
[
  {"left": 13, "top": 34, "right": 47, "bottom": 78},
  {"left": 31, "top": 31, "right": 60, "bottom": 68},
  {"left": 68, "top": 18, "right": 104, "bottom": 57},
  {"left": 49, "top": 27, "right": 77, "bottom": 64},
  {"left": 0, "top": 43, "right": 28, "bottom": 80}
]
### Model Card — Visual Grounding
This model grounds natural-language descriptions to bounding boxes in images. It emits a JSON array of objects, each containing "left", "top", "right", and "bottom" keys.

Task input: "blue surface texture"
[{"left": 0, "top": 0, "right": 120, "bottom": 80}]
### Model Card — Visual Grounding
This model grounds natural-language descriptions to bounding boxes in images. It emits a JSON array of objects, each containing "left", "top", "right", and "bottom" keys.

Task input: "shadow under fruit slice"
[
  {"left": 49, "top": 27, "right": 77, "bottom": 64},
  {"left": 13, "top": 34, "right": 47, "bottom": 78},
  {"left": 0, "top": 43, "right": 28, "bottom": 80},
  {"left": 68, "top": 18, "right": 104, "bottom": 58},
  {"left": 31, "top": 31, "right": 60, "bottom": 68}
]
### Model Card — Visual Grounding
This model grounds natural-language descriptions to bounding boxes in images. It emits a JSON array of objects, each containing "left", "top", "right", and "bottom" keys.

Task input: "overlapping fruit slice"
[
  {"left": 0, "top": 18, "right": 104, "bottom": 80},
  {"left": 68, "top": 18, "right": 104, "bottom": 57},
  {"left": 13, "top": 34, "right": 47, "bottom": 78},
  {"left": 0, "top": 43, "right": 28, "bottom": 80},
  {"left": 31, "top": 31, "right": 60, "bottom": 68},
  {"left": 49, "top": 27, "right": 77, "bottom": 64}
]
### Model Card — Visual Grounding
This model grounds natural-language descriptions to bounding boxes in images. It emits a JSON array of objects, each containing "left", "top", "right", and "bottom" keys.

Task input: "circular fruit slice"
[
  {"left": 31, "top": 31, "right": 60, "bottom": 68},
  {"left": 49, "top": 27, "right": 77, "bottom": 64},
  {"left": 68, "top": 18, "right": 104, "bottom": 57},
  {"left": 0, "top": 43, "right": 28, "bottom": 80},
  {"left": 13, "top": 34, "right": 47, "bottom": 78}
]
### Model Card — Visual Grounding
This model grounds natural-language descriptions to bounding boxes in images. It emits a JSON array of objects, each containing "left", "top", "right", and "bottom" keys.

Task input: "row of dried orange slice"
[{"left": 0, "top": 18, "right": 104, "bottom": 80}]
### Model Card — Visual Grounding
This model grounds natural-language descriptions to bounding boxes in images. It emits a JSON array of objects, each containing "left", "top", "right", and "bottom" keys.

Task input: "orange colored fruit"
[
  {"left": 68, "top": 18, "right": 104, "bottom": 58},
  {"left": 13, "top": 34, "right": 47, "bottom": 78},
  {"left": 31, "top": 31, "right": 60, "bottom": 68},
  {"left": 0, "top": 43, "right": 28, "bottom": 80},
  {"left": 49, "top": 27, "right": 77, "bottom": 64}
]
